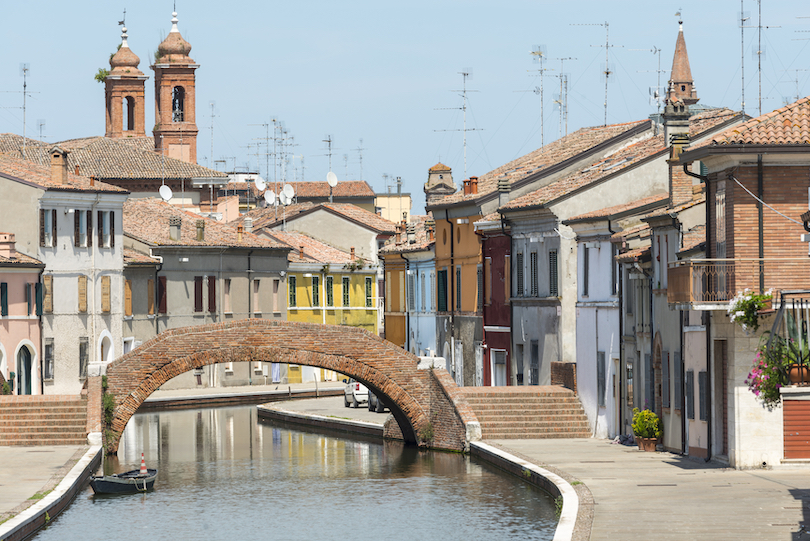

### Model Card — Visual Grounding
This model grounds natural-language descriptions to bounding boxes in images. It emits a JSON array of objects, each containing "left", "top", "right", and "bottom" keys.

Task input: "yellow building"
[{"left": 267, "top": 230, "right": 379, "bottom": 383}]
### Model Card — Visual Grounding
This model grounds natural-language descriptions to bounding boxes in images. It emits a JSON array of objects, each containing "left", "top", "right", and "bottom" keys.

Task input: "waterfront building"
[{"left": 122, "top": 198, "right": 290, "bottom": 389}]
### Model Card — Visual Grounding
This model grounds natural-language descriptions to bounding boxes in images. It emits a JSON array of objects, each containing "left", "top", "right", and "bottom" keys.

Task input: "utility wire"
[{"left": 732, "top": 175, "right": 803, "bottom": 226}]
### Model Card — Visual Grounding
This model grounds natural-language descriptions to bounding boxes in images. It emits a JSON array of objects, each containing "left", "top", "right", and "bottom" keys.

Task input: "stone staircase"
[
  {"left": 0, "top": 395, "right": 88, "bottom": 446},
  {"left": 459, "top": 386, "right": 591, "bottom": 440}
]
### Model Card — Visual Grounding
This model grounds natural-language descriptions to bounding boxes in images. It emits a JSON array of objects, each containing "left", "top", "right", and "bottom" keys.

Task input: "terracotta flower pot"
[
  {"left": 635, "top": 436, "right": 658, "bottom": 452},
  {"left": 788, "top": 364, "right": 810, "bottom": 385}
]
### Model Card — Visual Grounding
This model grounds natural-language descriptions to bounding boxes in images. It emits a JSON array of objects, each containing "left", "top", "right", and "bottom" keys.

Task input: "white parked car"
[
  {"left": 344, "top": 378, "right": 368, "bottom": 408},
  {"left": 367, "top": 391, "right": 387, "bottom": 413}
]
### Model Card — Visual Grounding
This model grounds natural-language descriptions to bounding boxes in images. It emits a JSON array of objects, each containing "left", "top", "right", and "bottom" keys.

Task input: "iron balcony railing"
[
  {"left": 667, "top": 259, "right": 810, "bottom": 305},
  {"left": 765, "top": 291, "right": 810, "bottom": 385}
]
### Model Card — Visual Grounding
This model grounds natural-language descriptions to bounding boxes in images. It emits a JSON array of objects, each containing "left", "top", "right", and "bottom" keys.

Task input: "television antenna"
[
  {"left": 529, "top": 45, "right": 553, "bottom": 147},
  {"left": 551, "top": 57, "right": 576, "bottom": 137},
  {"left": 573, "top": 22, "right": 622, "bottom": 126},
  {"left": 37, "top": 119, "right": 46, "bottom": 141},
  {"left": 322, "top": 135, "right": 335, "bottom": 172},
  {"left": 434, "top": 70, "right": 482, "bottom": 180},
  {"left": 741, "top": 1, "right": 780, "bottom": 116},
  {"left": 354, "top": 139, "right": 365, "bottom": 182},
  {"left": 781, "top": 68, "right": 809, "bottom": 104},
  {"left": 208, "top": 102, "right": 217, "bottom": 168},
  {"left": 633, "top": 46, "right": 664, "bottom": 134}
]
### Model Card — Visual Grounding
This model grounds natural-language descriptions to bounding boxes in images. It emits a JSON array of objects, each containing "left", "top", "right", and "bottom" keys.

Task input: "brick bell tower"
[
  {"left": 105, "top": 25, "right": 148, "bottom": 138},
  {"left": 152, "top": 10, "right": 198, "bottom": 163}
]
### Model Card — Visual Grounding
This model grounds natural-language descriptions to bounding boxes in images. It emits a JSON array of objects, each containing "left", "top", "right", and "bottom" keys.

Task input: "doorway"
[
  {"left": 491, "top": 349, "right": 507, "bottom": 386},
  {"left": 17, "top": 346, "right": 32, "bottom": 395}
]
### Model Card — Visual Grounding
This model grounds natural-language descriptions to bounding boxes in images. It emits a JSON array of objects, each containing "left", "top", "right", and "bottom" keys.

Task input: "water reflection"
[{"left": 33, "top": 405, "right": 556, "bottom": 541}]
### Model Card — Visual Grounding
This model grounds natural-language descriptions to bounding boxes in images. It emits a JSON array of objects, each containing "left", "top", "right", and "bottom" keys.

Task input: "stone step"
[
  {"left": 463, "top": 395, "right": 581, "bottom": 403},
  {"left": 0, "top": 424, "right": 87, "bottom": 435},
  {"left": 467, "top": 404, "right": 584, "bottom": 413},
  {"left": 0, "top": 419, "right": 87, "bottom": 429},
  {"left": 0, "top": 412, "right": 87, "bottom": 421},
  {"left": 475, "top": 414, "right": 589, "bottom": 423},
  {"left": 482, "top": 431, "right": 592, "bottom": 440},
  {"left": 1, "top": 435, "right": 89, "bottom": 446}
]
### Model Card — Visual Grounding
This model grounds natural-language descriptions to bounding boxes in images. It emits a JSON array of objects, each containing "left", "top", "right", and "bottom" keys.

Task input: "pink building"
[{"left": 0, "top": 233, "right": 44, "bottom": 395}]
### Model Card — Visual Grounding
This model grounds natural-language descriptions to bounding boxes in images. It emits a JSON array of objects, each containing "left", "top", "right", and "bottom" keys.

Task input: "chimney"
[
  {"left": 463, "top": 179, "right": 471, "bottom": 195},
  {"left": 74, "top": 165, "right": 80, "bottom": 175},
  {"left": 668, "top": 132, "right": 693, "bottom": 207},
  {"left": 407, "top": 223, "right": 416, "bottom": 244},
  {"left": 90, "top": 176, "right": 95, "bottom": 187},
  {"left": 395, "top": 226, "right": 402, "bottom": 244},
  {"left": 470, "top": 176, "right": 478, "bottom": 195},
  {"left": 497, "top": 178, "right": 511, "bottom": 208},
  {"left": 49, "top": 147, "right": 69, "bottom": 185},
  {"left": 299, "top": 245, "right": 304, "bottom": 260},
  {"left": 0, "top": 233, "right": 16, "bottom": 259},
  {"left": 195, "top": 220, "right": 205, "bottom": 242},
  {"left": 237, "top": 224, "right": 244, "bottom": 242},
  {"left": 169, "top": 216, "right": 182, "bottom": 241},
  {"left": 426, "top": 219, "right": 436, "bottom": 242},
  {"left": 396, "top": 176, "right": 402, "bottom": 194},
  {"left": 350, "top": 247, "right": 356, "bottom": 261},
  {"left": 244, "top": 217, "right": 253, "bottom": 234}
]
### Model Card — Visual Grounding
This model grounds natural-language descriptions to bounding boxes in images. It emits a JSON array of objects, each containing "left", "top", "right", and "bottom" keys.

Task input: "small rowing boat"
[{"left": 90, "top": 468, "right": 157, "bottom": 494}]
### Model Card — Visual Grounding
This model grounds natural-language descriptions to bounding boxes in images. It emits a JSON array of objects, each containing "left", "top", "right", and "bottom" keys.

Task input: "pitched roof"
[
  {"left": 700, "top": 96, "right": 810, "bottom": 146},
  {"left": 430, "top": 120, "right": 649, "bottom": 207},
  {"left": 429, "top": 162, "right": 451, "bottom": 172},
  {"left": 380, "top": 215, "right": 435, "bottom": 255},
  {"left": 501, "top": 110, "right": 737, "bottom": 212},
  {"left": 0, "top": 152, "right": 127, "bottom": 193},
  {"left": 616, "top": 245, "right": 651, "bottom": 263},
  {"left": 642, "top": 194, "right": 705, "bottom": 221},
  {"left": 0, "top": 246, "right": 42, "bottom": 267},
  {"left": 244, "top": 203, "right": 397, "bottom": 234},
  {"left": 564, "top": 193, "right": 669, "bottom": 224},
  {"left": 678, "top": 224, "right": 706, "bottom": 255},
  {"left": 265, "top": 230, "right": 353, "bottom": 264},
  {"left": 123, "top": 248, "right": 161, "bottom": 266},
  {"left": 230, "top": 202, "right": 316, "bottom": 230},
  {"left": 321, "top": 203, "right": 397, "bottom": 233},
  {"left": 123, "top": 198, "right": 288, "bottom": 249},
  {"left": 0, "top": 134, "right": 227, "bottom": 181},
  {"left": 263, "top": 181, "right": 375, "bottom": 199}
]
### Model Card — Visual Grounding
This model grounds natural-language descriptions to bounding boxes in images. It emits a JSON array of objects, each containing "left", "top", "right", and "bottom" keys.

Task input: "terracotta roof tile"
[
  {"left": 565, "top": 193, "right": 669, "bottom": 223},
  {"left": 611, "top": 223, "right": 650, "bottom": 241},
  {"left": 262, "top": 181, "right": 375, "bottom": 199},
  {"left": 643, "top": 194, "right": 705, "bottom": 220},
  {"left": 700, "top": 96, "right": 810, "bottom": 146},
  {"left": 0, "top": 243, "right": 42, "bottom": 266},
  {"left": 616, "top": 245, "right": 650, "bottom": 263},
  {"left": 230, "top": 202, "right": 316, "bottom": 230},
  {"left": 380, "top": 215, "right": 435, "bottom": 255},
  {"left": 679, "top": 224, "right": 705, "bottom": 254},
  {"left": 123, "top": 248, "right": 161, "bottom": 266},
  {"left": 429, "top": 162, "right": 451, "bottom": 172},
  {"left": 321, "top": 203, "right": 397, "bottom": 233},
  {"left": 265, "top": 231, "right": 353, "bottom": 264},
  {"left": 124, "top": 198, "right": 287, "bottom": 249},
  {"left": 0, "top": 152, "right": 126, "bottom": 193}
]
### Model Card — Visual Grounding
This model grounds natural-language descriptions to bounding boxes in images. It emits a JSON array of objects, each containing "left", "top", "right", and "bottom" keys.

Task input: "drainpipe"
[
  {"left": 150, "top": 251, "right": 163, "bottom": 337},
  {"left": 90, "top": 194, "right": 99, "bottom": 367},
  {"left": 247, "top": 250, "right": 254, "bottom": 318},
  {"left": 402, "top": 253, "right": 411, "bottom": 353},
  {"left": 500, "top": 214, "right": 514, "bottom": 385},
  {"left": 37, "top": 265, "right": 44, "bottom": 395},
  {"left": 757, "top": 155, "right": 764, "bottom": 292},
  {"left": 445, "top": 210, "right": 455, "bottom": 364}
]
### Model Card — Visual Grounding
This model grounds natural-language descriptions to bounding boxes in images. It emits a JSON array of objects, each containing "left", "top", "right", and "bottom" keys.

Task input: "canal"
[{"left": 32, "top": 405, "right": 557, "bottom": 540}]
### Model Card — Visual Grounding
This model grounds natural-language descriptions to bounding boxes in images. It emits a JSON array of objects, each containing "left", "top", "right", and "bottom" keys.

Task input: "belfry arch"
[{"left": 104, "top": 320, "right": 473, "bottom": 454}]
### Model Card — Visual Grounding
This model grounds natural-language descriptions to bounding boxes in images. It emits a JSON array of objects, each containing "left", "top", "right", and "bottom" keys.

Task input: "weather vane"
[{"left": 118, "top": 8, "right": 126, "bottom": 26}]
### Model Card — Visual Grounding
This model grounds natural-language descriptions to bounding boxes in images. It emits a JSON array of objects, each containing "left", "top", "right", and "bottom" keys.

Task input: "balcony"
[{"left": 667, "top": 259, "right": 810, "bottom": 309}]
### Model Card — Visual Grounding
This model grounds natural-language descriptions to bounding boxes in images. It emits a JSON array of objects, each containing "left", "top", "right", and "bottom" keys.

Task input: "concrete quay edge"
[
  {"left": 0, "top": 445, "right": 101, "bottom": 541},
  {"left": 141, "top": 387, "right": 342, "bottom": 409},
  {"left": 257, "top": 403, "right": 385, "bottom": 437}
]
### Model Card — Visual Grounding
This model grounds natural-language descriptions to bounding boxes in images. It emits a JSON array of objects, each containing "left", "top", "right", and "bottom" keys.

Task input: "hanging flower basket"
[{"left": 728, "top": 289, "right": 773, "bottom": 333}]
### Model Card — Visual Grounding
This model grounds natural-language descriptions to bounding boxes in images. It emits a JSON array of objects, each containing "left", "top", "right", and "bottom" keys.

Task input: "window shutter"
[
  {"left": 124, "top": 279, "right": 132, "bottom": 316},
  {"left": 530, "top": 252, "right": 538, "bottom": 297},
  {"left": 686, "top": 370, "right": 695, "bottom": 420},
  {"left": 366, "top": 277, "right": 373, "bottom": 308},
  {"left": 43, "top": 275, "right": 52, "bottom": 313},
  {"left": 147, "top": 279, "right": 155, "bottom": 315},
  {"left": 673, "top": 351, "right": 682, "bottom": 410},
  {"left": 699, "top": 371, "right": 708, "bottom": 421},
  {"left": 87, "top": 211, "right": 93, "bottom": 247},
  {"left": 0, "top": 282, "right": 7, "bottom": 317},
  {"left": 74, "top": 211, "right": 79, "bottom": 247},
  {"left": 98, "top": 211, "right": 103, "bottom": 246},
  {"left": 662, "top": 351, "right": 670, "bottom": 408},
  {"left": 110, "top": 211, "right": 115, "bottom": 248},
  {"left": 484, "top": 259, "right": 491, "bottom": 306},
  {"left": 194, "top": 276, "right": 203, "bottom": 312},
  {"left": 51, "top": 210, "right": 57, "bottom": 245},
  {"left": 597, "top": 351, "right": 606, "bottom": 407},
  {"left": 35, "top": 282, "right": 43, "bottom": 315},
  {"left": 549, "top": 250, "right": 558, "bottom": 297},
  {"left": 516, "top": 253, "right": 524, "bottom": 296},
  {"left": 78, "top": 275, "right": 87, "bottom": 313},
  {"left": 158, "top": 276, "right": 167, "bottom": 314},
  {"left": 477, "top": 265, "right": 484, "bottom": 309},
  {"left": 208, "top": 276, "right": 216, "bottom": 312},
  {"left": 26, "top": 283, "right": 32, "bottom": 315},
  {"left": 437, "top": 270, "right": 447, "bottom": 312},
  {"left": 39, "top": 209, "right": 45, "bottom": 247},
  {"left": 504, "top": 256, "right": 510, "bottom": 304},
  {"left": 101, "top": 275, "right": 110, "bottom": 312},
  {"left": 343, "top": 276, "right": 350, "bottom": 306}
]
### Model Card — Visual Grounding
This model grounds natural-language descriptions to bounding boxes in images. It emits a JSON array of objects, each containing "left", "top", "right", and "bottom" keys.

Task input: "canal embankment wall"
[
  {"left": 257, "top": 404, "right": 384, "bottom": 438},
  {"left": 0, "top": 446, "right": 101, "bottom": 541},
  {"left": 140, "top": 385, "right": 342, "bottom": 411}
]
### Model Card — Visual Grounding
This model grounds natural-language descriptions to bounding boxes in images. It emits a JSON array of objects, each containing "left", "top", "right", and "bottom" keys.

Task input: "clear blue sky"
[{"left": 1, "top": 1, "right": 808, "bottom": 213}]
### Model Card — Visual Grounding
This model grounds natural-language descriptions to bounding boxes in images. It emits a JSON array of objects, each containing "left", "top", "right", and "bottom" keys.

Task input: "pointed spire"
[
  {"left": 170, "top": 11, "right": 179, "bottom": 34},
  {"left": 667, "top": 19, "right": 699, "bottom": 106}
]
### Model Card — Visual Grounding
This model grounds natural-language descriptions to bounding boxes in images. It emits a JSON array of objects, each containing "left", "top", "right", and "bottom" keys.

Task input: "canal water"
[{"left": 32, "top": 405, "right": 557, "bottom": 540}]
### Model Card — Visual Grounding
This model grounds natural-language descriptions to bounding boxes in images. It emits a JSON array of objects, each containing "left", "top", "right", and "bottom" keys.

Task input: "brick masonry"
[
  {"left": 105, "top": 319, "right": 470, "bottom": 453},
  {"left": 551, "top": 361, "right": 577, "bottom": 393}
]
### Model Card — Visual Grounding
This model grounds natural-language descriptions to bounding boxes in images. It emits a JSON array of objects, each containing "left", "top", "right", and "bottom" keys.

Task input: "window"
[
  {"left": 223, "top": 279, "right": 231, "bottom": 313},
  {"left": 43, "top": 275, "right": 52, "bottom": 313},
  {"left": 437, "top": 269, "right": 447, "bottom": 312},
  {"left": 289, "top": 276, "right": 297, "bottom": 307},
  {"left": 516, "top": 252, "right": 524, "bottom": 297},
  {"left": 430, "top": 271, "right": 435, "bottom": 311},
  {"left": 148, "top": 279, "right": 156, "bottom": 315},
  {"left": 194, "top": 276, "right": 204, "bottom": 312},
  {"left": 625, "top": 275, "right": 634, "bottom": 314},
  {"left": 35, "top": 281, "right": 43, "bottom": 316},
  {"left": 549, "top": 250, "right": 558, "bottom": 297},
  {"left": 530, "top": 340, "right": 539, "bottom": 385},
  {"left": 597, "top": 351, "right": 606, "bottom": 408},
  {"left": 101, "top": 276, "right": 111, "bottom": 313},
  {"left": 504, "top": 255, "right": 510, "bottom": 304},
  {"left": 273, "top": 279, "right": 280, "bottom": 313},
  {"left": 662, "top": 351, "right": 670, "bottom": 408},
  {"left": 78, "top": 275, "right": 88, "bottom": 313},
  {"left": 25, "top": 283, "right": 33, "bottom": 316},
  {"left": 342, "top": 276, "right": 350, "bottom": 306},
  {"left": 398, "top": 271, "right": 404, "bottom": 312},
  {"left": 365, "top": 277, "right": 373, "bottom": 308},
  {"left": 97, "top": 210, "right": 114, "bottom": 248},
  {"left": 477, "top": 264, "right": 484, "bottom": 309},
  {"left": 515, "top": 344, "right": 524, "bottom": 385},
  {"left": 699, "top": 370, "right": 708, "bottom": 421},
  {"left": 407, "top": 273, "right": 415, "bottom": 312},
  {"left": 582, "top": 246, "right": 589, "bottom": 297},
  {"left": 253, "top": 280, "right": 260, "bottom": 313},
  {"left": 420, "top": 273, "right": 426, "bottom": 311},
  {"left": 312, "top": 275, "right": 320, "bottom": 307},
  {"left": 385, "top": 272, "right": 391, "bottom": 310},
  {"left": 484, "top": 258, "right": 492, "bottom": 306},
  {"left": 124, "top": 279, "right": 132, "bottom": 316},
  {"left": 158, "top": 276, "right": 167, "bottom": 314},
  {"left": 673, "top": 352, "right": 682, "bottom": 410},
  {"left": 611, "top": 244, "right": 618, "bottom": 295},
  {"left": 43, "top": 338, "right": 54, "bottom": 380},
  {"left": 172, "top": 86, "right": 185, "bottom": 122},
  {"left": 74, "top": 210, "right": 93, "bottom": 248},
  {"left": 455, "top": 266, "right": 461, "bottom": 311},
  {"left": 326, "top": 276, "right": 334, "bottom": 307},
  {"left": 686, "top": 370, "right": 695, "bottom": 420},
  {"left": 0, "top": 282, "right": 6, "bottom": 316},
  {"left": 40, "top": 209, "right": 56, "bottom": 248},
  {"left": 530, "top": 252, "right": 538, "bottom": 297},
  {"left": 208, "top": 276, "right": 216, "bottom": 312},
  {"left": 79, "top": 337, "right": 89, "bottom": 379}
]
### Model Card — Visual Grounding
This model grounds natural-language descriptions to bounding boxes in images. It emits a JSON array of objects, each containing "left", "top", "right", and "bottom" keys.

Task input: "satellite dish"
[
  {"left": 326, "top": 171, "right": 338, "bottom": 188},
  {"left": 255, "top": 177, "right": 266, "bottom": 191},
  {"left": 159, "top": 185, "right": 173, "bottom": 201},
  {"left": 279, "top": 192, "right": 290, "bottom": 205},
  {"left": 283, "top": 184, "right": 295, "bottom": 199},
  {"left": 264, "top": 190, "right": 276, "bottom": 205}
]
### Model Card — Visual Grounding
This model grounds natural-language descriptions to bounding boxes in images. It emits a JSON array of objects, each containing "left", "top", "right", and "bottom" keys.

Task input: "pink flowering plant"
[
  {"left": 745, "top": 333, "right": 797, "bottom": 409},
  {"left": 728, "top": 289, "right": 772, "bottom": 333}
]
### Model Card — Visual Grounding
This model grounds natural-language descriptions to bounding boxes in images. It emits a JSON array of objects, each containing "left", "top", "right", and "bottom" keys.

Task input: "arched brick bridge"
[{"left": 105, "top": 319, "right": 478, "bottom": 454}]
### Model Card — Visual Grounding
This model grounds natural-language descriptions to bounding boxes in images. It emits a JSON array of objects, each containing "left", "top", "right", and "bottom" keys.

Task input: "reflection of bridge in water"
[{"left": 103, "top": 319, "right": 479, "bottom": 454}]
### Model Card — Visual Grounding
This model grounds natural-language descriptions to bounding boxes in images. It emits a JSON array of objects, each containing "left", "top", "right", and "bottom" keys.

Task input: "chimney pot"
[
  {"left": 237, "top": 224, "right": 244, "bottom": 242},
  {"left": 0, "top": 232, "right": 16, "bottom": 259},
  {"left": 169, "top": 216, "right": 182, "bottom": 241},
  {"left": 351, "top": 247, "right": 356, "bottom": 261},
  {"left": 299, "top": 245, "right": 304, "bottom": 260},
  {"left": 244, "top": 217, "right": 253, "bottom": 234},
  {"left": 195, "top": 219, "right": 205, "bottom": 242},
  {"left": 74, "top": 165, "right": 80, "bottom": 175},
  {"left": 49, "top": 147, "right": 69, "bottom": 185},
  {"left": 463, "top": 179, "right": 471, "bottom": 195},
  {"left": 470, "top": 176, "right": 478, "bottom": 195}
]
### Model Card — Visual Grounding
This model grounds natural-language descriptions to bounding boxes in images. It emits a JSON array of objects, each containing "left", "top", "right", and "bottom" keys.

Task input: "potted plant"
[
  {"left": 727, "top": 289, "right": 773, "bottom": 333},
  {"left": 632, "top": 408, "right": 662, "bottom": 451}
]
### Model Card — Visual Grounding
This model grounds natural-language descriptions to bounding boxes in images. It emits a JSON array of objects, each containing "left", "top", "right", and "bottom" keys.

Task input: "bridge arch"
[{"left": 105, "top": 319, "right": 436, "bottom": 453}]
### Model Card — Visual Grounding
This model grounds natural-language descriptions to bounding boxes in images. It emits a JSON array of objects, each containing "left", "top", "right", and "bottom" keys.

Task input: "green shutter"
[
  {"left": 35, "top": 283, "right": 43, "bottom": 316},
  {"left": 437, "top": 270, "right": 447, "bottom": 312},
  {"left": 0, "top": 283, "right": 7, "bottom": 316}
]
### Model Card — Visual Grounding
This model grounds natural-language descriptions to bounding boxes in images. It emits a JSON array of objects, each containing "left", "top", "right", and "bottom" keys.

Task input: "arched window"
[
  {"left": 17, "top": 346, "right": 32, "bottom": 395},
  {"left": 124, "top": 96, "right": 135, "bottom": 131},
  {"left": 172, "top": 86, "right": 185, "bottom": 122}
]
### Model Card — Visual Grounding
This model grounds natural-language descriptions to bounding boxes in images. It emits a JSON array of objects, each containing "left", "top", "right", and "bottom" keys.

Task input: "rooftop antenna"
[
  {"left": 20, "top": 64, "right": 30, "bottom": 159},
  {"left": 781, "top": 68, "right": 809, "bottom": 104},
  {"left": 355, "top": 139, "right": 365, "bottom": 182},
  {"left": 250, "top": 121, "right": 274, "bottom": 180},
  {"left": 343, "top": 153, "right": 348, "bottom": 180},
  {"left": 209, "top": 101, "right": 217, "bottom": 168},
  {"left": 529, "top": 46, "right": 552, "bottom": 147},
  {"left": 739, "top": 2, "right": 753, "bottom": 115},
  {"left": 751, "top": 1, "right": 780, "bottom": 116},
  {"left": 37, "top": 119, "right": 46, "bottom": 141},
  {"left": 574, "top": 22, "right": 622, "bottom": 126},
  {"left": 632, "top": 46, "right": 664, "bottom": 134},
  {"left": 322, "top": 135, "right": 334, "bottom": 172},
  {"left": 551, "top": 57, "right": 576, "bottom": 137},
  {"left": 434, "top": 70, "right": 481, "bottom": 180},
  {"left": 119, "top": 8, "right": 126, "bottom": 27}
]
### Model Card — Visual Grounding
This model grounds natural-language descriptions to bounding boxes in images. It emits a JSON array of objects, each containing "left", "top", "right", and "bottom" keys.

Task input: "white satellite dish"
[
  {"left": 264, "top": 190, "right": 276, "bottom": 205},
  {"left": 159, "top": 185, "right": 173, "bottom": 201},
  {"left": 283, "top": 184, "right": 295, "bottom": 199},
  {"left": 255, "top": 177, "right": 266, "bottom": 191},
  {"left": 279, "top": 192, "right": 290, "bottom": 205},
  {"left": 326, "top": 171, "right": 338, "bottom": 188}
]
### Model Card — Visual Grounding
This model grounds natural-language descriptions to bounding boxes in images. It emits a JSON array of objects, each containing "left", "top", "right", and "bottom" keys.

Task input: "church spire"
[{"left": 666, "top": 18, "right": 699, "bottom": 106}]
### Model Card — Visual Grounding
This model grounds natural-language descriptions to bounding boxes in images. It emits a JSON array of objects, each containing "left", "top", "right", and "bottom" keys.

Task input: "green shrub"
[
  {"left": 1, "top": 381, "right": 10, "bottom": 395},
  {"left": 102, "top": 392, "right": 116, "bottom": 426},
  {"left": 632, "top": 408, "right": 662, "bottom": 439},
  {"left": 418, "top": 422, "right": 434, "bottom": 445}
]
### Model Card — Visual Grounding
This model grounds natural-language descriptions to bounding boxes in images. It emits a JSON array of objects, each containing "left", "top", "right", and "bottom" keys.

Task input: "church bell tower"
[{"left": 105, "top": 25, "right": 148, "bottom": 138}]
